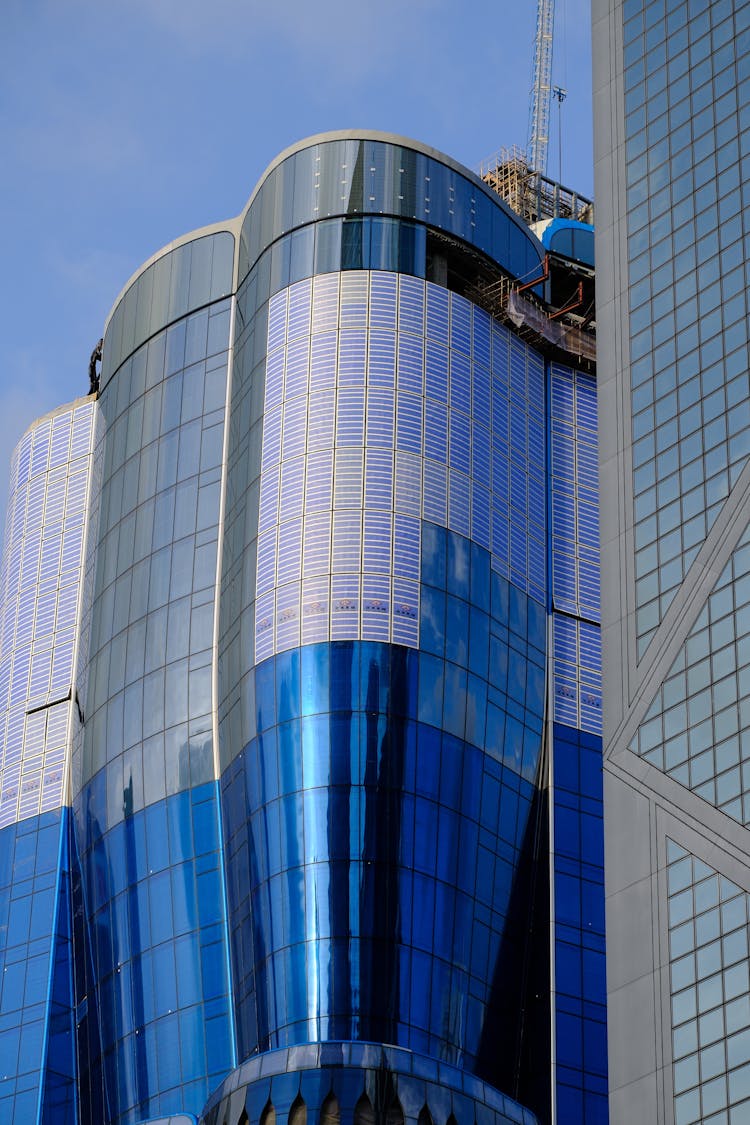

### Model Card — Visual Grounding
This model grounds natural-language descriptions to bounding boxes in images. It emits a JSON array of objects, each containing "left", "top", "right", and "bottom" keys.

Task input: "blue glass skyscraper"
[
  {"left": 0, "top": 399, "right": 95, "bottom": 1120},
  {"left": 0, "top": 133, "right": 602, "bottom": 1125}
]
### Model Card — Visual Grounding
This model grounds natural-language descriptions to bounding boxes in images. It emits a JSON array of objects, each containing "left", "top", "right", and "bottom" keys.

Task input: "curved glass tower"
[
  {"left": 0, "top": 132, "right": 605, "bottom": 1125},
  {"left": 217, "top": 136, "right": 548, "bottom": 1073}
]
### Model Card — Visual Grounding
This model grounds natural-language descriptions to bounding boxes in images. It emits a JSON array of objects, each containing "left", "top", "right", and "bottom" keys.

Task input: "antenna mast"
[{"left": 527, "top": 0, "right": 555, "bottom": 175}]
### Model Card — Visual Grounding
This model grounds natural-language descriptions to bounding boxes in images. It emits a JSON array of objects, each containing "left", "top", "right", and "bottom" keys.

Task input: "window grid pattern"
[
  {"left": 72, "top": 286, "right": 237, "bottom": 1124},
  {"left": 255, "top": 272, "right": 546, "bottom": 663},
  {"left": 237, "top": 138, "right": 543, "bottom": 292},
  {"left": 418, "top": 523, "right": 546, "bottom": 770},
  {"left": 549, "top": 362, "right": 601, "bottom": 736},
  {"left": 667, "top": 839, "right": 750, "bottom": 1124},
  {"left": 630, "top": 523, "right": 750, "bottom": 825},
  {"left": 80, "top": 298, "right": 232, "bottom": 819},
  {"left": 0, "top": 811, "right": 75, "bottom": 1123},
  {"left": 0, "top": 402, "right": 94, "bottom": 828},
  {"left": 550, "top": 364, "right": 600, "bottom": 620},
  {"left": 551, "top": 725, "right": 607, "bottom": 1123},
  {"left": 547, "top": 361, "right": 606, "bottom": 1117},
  {"left": 74, "top": 783, "right": 234, "bottom": 1125},
  {"left": 623, "top": 0, "right": 750, "bottom": 655},
  {"left": 223, "top": 536, "right": 546, "bottom": 1066},
  {"left": 102, "top": 231, "right": 234, "bottom": 391},
  {"left": 552, "top": 616, "right": 602, "bottom": 737}
]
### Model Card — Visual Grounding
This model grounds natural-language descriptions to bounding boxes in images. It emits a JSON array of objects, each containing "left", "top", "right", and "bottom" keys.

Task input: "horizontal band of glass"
[
  {"left": 103, "top": 231, "right": 235, "bottom": 391},
  {"left": 238, "top": 138, "right": 542, "bottom": 293}
]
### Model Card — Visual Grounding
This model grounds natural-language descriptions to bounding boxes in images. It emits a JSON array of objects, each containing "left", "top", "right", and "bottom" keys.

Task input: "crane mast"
[
  {"left": 479, "top": 0, "right": 593, "bottom": 226},
  {"left": 527, "top": 0, "right": 555, "bottom": 175}
]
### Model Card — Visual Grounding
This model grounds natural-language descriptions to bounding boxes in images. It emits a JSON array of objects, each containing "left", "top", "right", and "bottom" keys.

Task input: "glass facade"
[
  {"left": 79, "top": 291, "right": 232, "bottom": 802},
  {"left": 594, "top": 2, "right": 750, "bottom": 1123},
  {"left": 202, "top": 1042, "right": 538, "bottom": 1125},
  {"left": 631, "top": 522, "right": 750, "bottom": 822},
  {"left": 0, "top": 401, "right": 95, "bottom": 1123},
  {"left": 622, "top": 0, "right": 750, "bottom": 656},
  {"left": 0, "top": 810, "right": 76, "bottom": 1122},
  {"left": 221, "top": 582, "right": 545, "bottom": 1067},
  {"left": 71, "top": 229, "right": 237, "bottom": 1123},
  {"left": 236, "top": 138, "right": 543, "bottom": 290},
  {"left": 1, "top": 132, "right": 603, "bottom": 1125},
  {"left": 0, "top": 401, "right": 94, "bottom": 825},
  {"left": 72, "top": 783, "right": 235, "bottom": 1121},
  {"left": 101, "top": 232, "right": 235, "bottom": 390},
  {"left": 251, "top": 272, "right": 545, "bottom": 665},
  {"left": 667, "top": 841, "right": 750, "bottom": 1124},
  {"left": 549, "top": 363, "right": 606, "bottom": 1123}
]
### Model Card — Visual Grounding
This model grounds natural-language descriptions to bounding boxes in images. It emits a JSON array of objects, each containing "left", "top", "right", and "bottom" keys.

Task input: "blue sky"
[{"left": 0, "top": 0, "right": 592, "bottom": 526}]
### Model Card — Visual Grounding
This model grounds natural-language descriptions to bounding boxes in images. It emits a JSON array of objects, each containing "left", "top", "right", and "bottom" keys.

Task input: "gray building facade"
[{"left": 594, "top": 0, "right": 750, "bottom": 1121}]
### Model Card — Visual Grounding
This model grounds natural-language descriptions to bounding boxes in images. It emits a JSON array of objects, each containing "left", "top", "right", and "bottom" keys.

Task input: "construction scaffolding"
[{"left": 478, "top": 148, "right": 594, "bottom": 227}]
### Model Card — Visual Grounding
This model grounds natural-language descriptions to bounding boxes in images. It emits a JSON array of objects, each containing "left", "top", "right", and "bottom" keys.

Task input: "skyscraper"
[
  {"left": 594, "top": 2, "right": 750, "bottom": 1122},
  {"left": 0, "top": 399, "right": 95, "bottom": 1120},
  {"left": 0, "top": 132, "right": 602, "bottom": 1125}
]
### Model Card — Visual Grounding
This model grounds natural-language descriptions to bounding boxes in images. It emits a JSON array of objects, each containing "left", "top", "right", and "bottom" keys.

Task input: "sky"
[{"left": 0, "top": 0, "right": 592, "bottom": 531}]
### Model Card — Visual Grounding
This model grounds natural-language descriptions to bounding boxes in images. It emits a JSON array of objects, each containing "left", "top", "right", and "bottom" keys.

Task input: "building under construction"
[
  {"left": 469, "top": 0, "right": 595, "bottom": 368},
  {"left": 479, "top": 146, "right": 594, "bottom": 228},
  {"left": 469, "top": 146, "right": 595, "bottom": 369}
]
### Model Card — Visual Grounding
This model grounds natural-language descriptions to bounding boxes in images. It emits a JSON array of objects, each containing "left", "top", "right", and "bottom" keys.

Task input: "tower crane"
[{"left": 527, "top": 0, "right": 555, "bottom": 176}]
